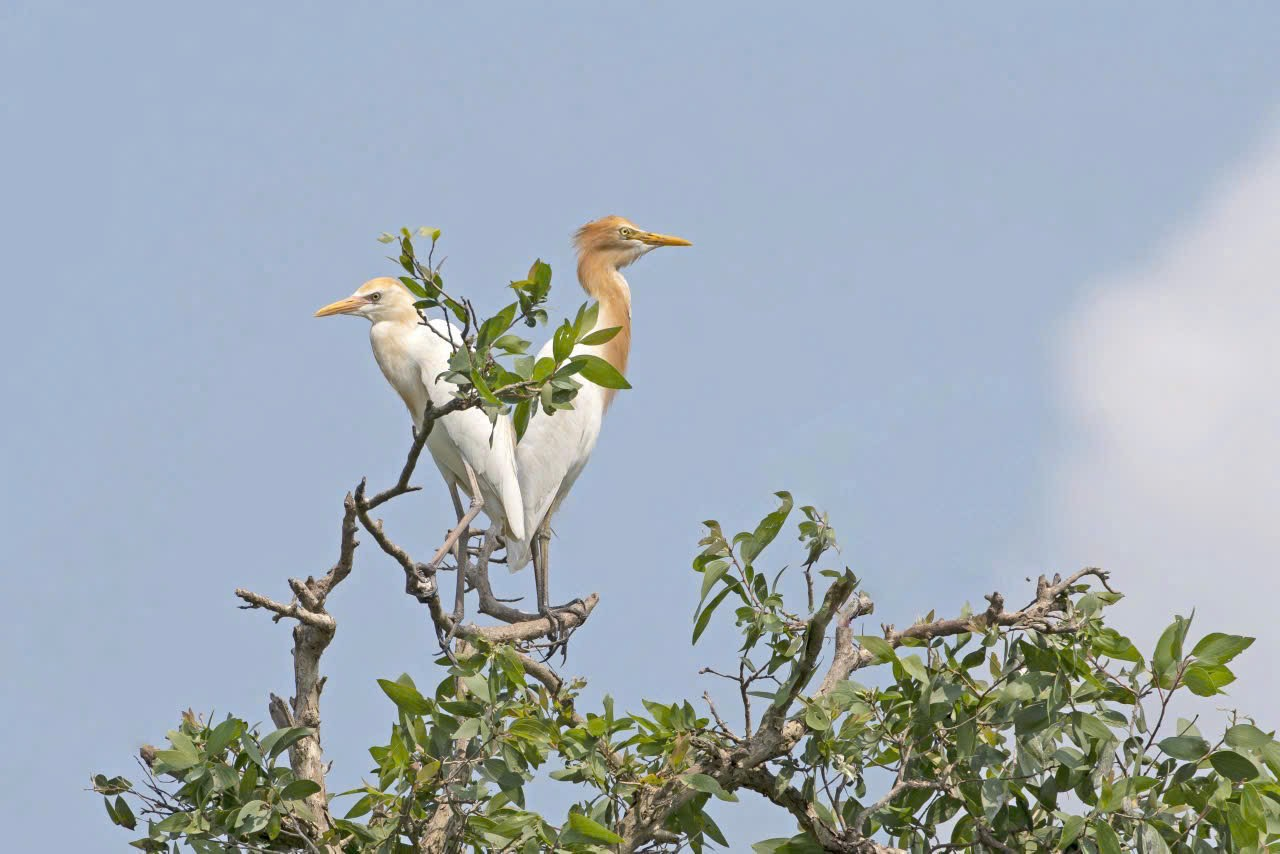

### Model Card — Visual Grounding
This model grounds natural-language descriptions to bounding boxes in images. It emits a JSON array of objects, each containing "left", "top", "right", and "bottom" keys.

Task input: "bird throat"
[{"left": 577, "top": 255, "right": 633, "bottom": 406}]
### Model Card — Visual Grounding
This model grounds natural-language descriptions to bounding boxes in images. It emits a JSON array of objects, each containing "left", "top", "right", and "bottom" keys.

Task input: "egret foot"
[{"left": 539, "top": 599, "right": 589, "bottom": 662}]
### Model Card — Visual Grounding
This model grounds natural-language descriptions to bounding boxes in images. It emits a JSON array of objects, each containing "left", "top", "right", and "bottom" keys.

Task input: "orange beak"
[
  {"left": 313, "top": 295, "right": 368, "bottom": 317},
  {"left": 637, "top": 230, "right": 692, "bottom": 247}
]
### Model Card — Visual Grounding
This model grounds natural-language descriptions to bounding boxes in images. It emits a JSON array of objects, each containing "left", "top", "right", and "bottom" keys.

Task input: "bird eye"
[
  {"left": 370, "top": 292, "right": 382, "bottom": 302},
  {"left": 619, "top": 227, "right": 634, "bottom": 238}
]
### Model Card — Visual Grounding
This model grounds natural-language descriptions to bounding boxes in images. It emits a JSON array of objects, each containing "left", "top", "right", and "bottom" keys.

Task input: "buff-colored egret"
[
  {"left": 507, "top": 216, "right": 691, "bottom": 638},
  {"left": 314, "top": 279, "right": 526, "bottom": 627}
]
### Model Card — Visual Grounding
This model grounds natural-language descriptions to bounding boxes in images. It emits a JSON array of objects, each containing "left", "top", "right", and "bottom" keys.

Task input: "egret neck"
[{"left": 577, "top": 253, "right": 633, "bottom": 407}]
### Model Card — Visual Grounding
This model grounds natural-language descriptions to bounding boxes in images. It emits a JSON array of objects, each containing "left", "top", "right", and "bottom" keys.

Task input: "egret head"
[
  {"left": 314, "top": 277, "right": 417, "bottom": 323},
  {"left": 573, "top": 215, "right": 691, "bottom": 269}
]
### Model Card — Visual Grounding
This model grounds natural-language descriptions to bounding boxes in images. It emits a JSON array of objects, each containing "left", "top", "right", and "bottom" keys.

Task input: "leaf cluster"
[{"left": 381, "top": 228, "right": 628, "bottom": 440}]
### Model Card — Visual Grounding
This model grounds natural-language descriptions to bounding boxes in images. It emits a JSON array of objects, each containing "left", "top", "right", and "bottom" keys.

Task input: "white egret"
[
  {"left": 506, "top": 216, "right": 691, "bottom": 637},
  {"left": 314, "top": 279, "right": 526, "bottom": 625}
]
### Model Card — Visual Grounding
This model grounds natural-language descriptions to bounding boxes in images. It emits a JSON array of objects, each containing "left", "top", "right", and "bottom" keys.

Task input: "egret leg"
[
  {"left": 430, "top": 466, "right": 484, "bottom": 651},
  {"left": 445, "top": 481, "right": 467, "bottom": 633},
  {"left": 533, "top": 522, "right": 587, "bottom": 660}
]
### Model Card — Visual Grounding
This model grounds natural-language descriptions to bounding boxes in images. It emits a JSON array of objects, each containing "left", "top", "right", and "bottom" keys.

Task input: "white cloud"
[{"left": 1051, "top": 124, "right": 1280, "bottom": 717}]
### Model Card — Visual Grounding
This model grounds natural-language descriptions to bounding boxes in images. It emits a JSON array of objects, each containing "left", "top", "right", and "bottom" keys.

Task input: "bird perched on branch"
[
  {"left": 507, "top": 216, "right": 691, "bottom": 639},
  {"left": 313, "top": 278, "right": 526, "bottom": 588}
]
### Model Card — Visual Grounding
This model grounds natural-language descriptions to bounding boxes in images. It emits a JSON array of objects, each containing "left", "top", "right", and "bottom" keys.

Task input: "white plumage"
[
  {"left": 503, "top": 216, "right": 691, "bottom": 630},
  {"left": 315, "top": 278, "right": 525, "bottom": 542}
]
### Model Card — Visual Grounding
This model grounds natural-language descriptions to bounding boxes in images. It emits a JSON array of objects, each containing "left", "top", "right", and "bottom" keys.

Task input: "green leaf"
[
  {"left": 1153, "top": 615, "right": 1190, "bottom": 687},
  {"left": 112, "top": 795, "right": 136, "bottom": 830},
  {"left": 461, "top": 672, "right": 492, "bottom": 703},
  {"left": 573, "top": 301, "right": 600, "bottom": 337},
  {"left": 682, "top": 772, "right": 739, "bottom": 802},
  {"left": 693, "top": 585, "right": 732, "bottom": 644},
  {"left": 377, "top": 678, "right": 433, "bottom": 715},
  {"left": 261, "top": 726, "right": 314, "bottom": 760},
  {"left": 1093, "top": 628, "right": 1143, "bottom": 663},
  {"left": 280, "top": 779, "right": 322, "bottom": 801},
  {"left": 699, "top": 559, "right": 730, "bottom": 604},
  {"left": 153, "top": 736, "right": 200, "bottom": 773},
  {"left": 1094, "top": 819, "right": 1122, "bottom": 854},
  {"left": 241, "top": 733, "right": 265, "bottom": 770},
  {"left": 565, "top": 812, "right": 623, "bottom": 844},
  {"left": 805, "top": 703, "right": 831, "bottom": 732},
  {"left": 1225, "top": 724, "right": 1273, "bottom": 750},
  {"left": 753, "top": 838, "right": 824, "bottom": 854},
  {"left": 552, "top": 323, "right": 574, "bottom": 363},
  {"left": 531, "top": 357, "right": 556, "bottom": 383},
  {"left": 1191, "top": 633, "right": 1254, "bottom": 665},
  {"left": 344, "top": 794, "right": 374, "bottom": 819},
  {"left": 740, "top": 492, "right": 793, "bottom": 564},
  {"left": 1209, "top": 750, "right": 1259, "bottom": 781},
  {"left": 579, "top": 325, "right": 622, "bottom": 346},
  {"left": 1158, "top": 735, "right": 1211, "bottom": 761},
  {"left": 1138, "top": 824, "right": 1172, "bottom": 854},
  {"left": 897, "top": 653, "right": 930, "bottom": 684},
  {"left": 529, "top": 259, "right": 552, "bottom": 289},
  {"left": 492, "top": 334, "right": 530, "bottom": 355},
  {"left": 571, "top": 354, "right": 631, "bottom": 390},
  {"left": 236, "top": 799, "right": 271, "bottom": 834},
  {"left": 472, "top": 370, "right": 500, "bottom": 405},
  {"left": 855, "top": 635, "right": 897, "bottom": 664},
  {"left": 513, "top": 399, "right": 532, "bottom": 441},
  {"left": 1059, "top": 815, "right": 1085, "bottom": 847},
  {"left": 1183, "top": 662, "right": 1235, "bottom": 696},
  {"left": 398, "top": 276, "right": 429, "bottom": 299},
  {"left": 210, "top": 763, "right": 238, "bottom": 791},
  {"left": 204, "top": 718, "right": 244, "bottom": 756}
]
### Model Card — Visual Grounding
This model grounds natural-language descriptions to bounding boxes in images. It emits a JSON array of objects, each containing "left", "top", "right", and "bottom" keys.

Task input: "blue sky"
[{"left": 4, "top": 3, "right": 1280, "bottom": 849}]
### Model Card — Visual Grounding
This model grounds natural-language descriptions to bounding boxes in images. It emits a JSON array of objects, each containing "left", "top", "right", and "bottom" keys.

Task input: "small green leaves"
[
  {"left": 682, "top": 773, "right": 739, "bottom": 802},
  {"left": 1158, "top": 735, "right": 1211, "bottom": 760},
  {"left": 896, "top": 653, "right": 930, "bottom": 684},
  {"left": 692, "top": 585, "right": 732, "bottom": 644},
  {"left": 95, "top": 487, "right": 1279, "bottom": 852},
  {"left": 552, "top": 321, "right": 574, "bottom": 363},
  {"left": 1093, "top": 819, "right": 1122, "bottom": 854},
  {"left": 279, "top": 779, "right": 321, "bottom": 801},
  {"left": 104, "top": 794, "right": 136, "bottom": 830},
  {"left": 855, "top": 635, "right": 897, "bottom": 664},
  {"left": 1183, "top": 662, "right": 1235, "bottom": 696},
  {"left": 1191, "top": 632, "right": 1254, "bottom": 665},
  {"left": 698, "top": 559, "right": 730, "bottom": 603},
  {"left": 740, "top": 492, "right": 793, "bottom": 564},
  {"left": 571, "top": 354, "right": 631, "bottom": 390},
  {"left": 204, "top": 718, "right": 244, "bottom": 756},
  {"left": 1093, "top": 628, "right": 1142, "bottom": 663},
  {"left": 579, "top": 325, "right": 622, "bottom": 345},
  {"left": 1152, "top": 615, "right": 1190, "bottom": 689},
  {"left": 1225, "top": 724, "right": 1273, "bottom": 751},
  {"left": 260, "top": 726, "right": 313, "bottom": 760},
  {"left": 377, "top": 676, "right": 433, "bottom": 715},
  {"left": 1209, "top": 750, "right": 1260, "bottom": 781},
  {"left": 565, "top": 812, "right": 623, "bottom": 843}
]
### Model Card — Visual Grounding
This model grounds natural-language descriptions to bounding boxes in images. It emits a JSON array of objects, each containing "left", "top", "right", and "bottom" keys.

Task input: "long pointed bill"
[
  {"left": 313, "top": 295, "right": 367, "bottom": 317},
  {"left": 637, "top": 230, "right": 692, "bottom": 247}
]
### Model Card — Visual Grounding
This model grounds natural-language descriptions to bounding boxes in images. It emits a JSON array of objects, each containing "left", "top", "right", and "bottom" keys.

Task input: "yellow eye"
[
  {"left": 370, "top": 292, "right": 382, "bottom": 302},
  {"left": 619, "top": 227, "right": 634, "bottom": 238}
]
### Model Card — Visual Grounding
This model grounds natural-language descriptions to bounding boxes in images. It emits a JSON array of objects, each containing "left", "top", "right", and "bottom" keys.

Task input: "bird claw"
[
  {"left": 435, "top": 608, "right": 466, "bottom": 666},
  {"left": 539, "top": 599, "right": 589, "bottom": 662},
  {"left": 405, "top": 565, "right": 438, "bottom": 603}
]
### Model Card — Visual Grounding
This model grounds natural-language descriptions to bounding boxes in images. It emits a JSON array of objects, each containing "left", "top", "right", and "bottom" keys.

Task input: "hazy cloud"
[{"left": 1051, "top": 124, "right": 1280, "bottom": 715}]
